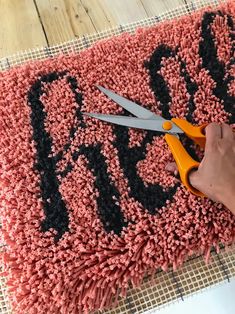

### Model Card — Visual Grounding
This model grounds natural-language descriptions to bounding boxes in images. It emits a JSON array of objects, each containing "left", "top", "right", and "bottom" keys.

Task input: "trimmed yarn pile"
[{"left": 0, "top": 1, "right": 235, "bottom": 313}]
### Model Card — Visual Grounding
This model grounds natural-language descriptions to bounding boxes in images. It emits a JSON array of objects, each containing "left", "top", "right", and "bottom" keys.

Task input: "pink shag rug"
[{"left": 0, "top": 1, "right": 235, "bottom": 313}]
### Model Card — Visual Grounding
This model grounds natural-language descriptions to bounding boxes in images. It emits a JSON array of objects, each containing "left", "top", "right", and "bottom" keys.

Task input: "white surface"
[{"left": 144, "top": 279, "right": 235, "bottom": 314}]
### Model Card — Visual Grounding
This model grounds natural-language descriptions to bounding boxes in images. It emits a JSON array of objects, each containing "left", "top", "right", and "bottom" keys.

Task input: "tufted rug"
[{"left": 0, "top": 1, "right": 235, "bottom": 313}]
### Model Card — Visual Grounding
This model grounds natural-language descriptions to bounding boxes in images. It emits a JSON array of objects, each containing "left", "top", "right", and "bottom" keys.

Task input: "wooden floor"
[{"left": 0, "top": 0, "right": 189, "bottom": 58}]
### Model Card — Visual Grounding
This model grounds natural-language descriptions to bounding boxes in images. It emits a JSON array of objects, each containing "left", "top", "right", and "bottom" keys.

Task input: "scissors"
[{"left": 83, "top": 86, "right": 207, "bottom": 197}]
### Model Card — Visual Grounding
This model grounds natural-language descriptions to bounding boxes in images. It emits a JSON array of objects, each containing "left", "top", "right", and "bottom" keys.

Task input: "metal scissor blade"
[
  {"left": 84, "top": 113, "right": 184, "bottom": 134},
  {"left": 97, "top": 85, "right": 163, "bottom": 120}
]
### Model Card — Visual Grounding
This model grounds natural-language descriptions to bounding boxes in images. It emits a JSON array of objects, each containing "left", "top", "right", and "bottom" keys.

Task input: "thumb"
[{"left": 188, "top": 169, "right": 200, "bottom": 190}]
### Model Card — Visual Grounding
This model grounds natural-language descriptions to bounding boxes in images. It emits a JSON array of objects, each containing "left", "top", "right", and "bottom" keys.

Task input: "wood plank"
[
  {"left": 0, "top": 0, "right": 47, "bottom": 58},
  {"left": 100, "top": 0, "right": 148, "bottom": 25},
  {"left": 35, "top": 0, "right": 149, "bottom": 46},
  {"left": 35, "top": 0, "right": 77, "bottom": 45},
  {"left": 141, "top": 0, "right": 186, "bottom": 17},
  {"left": 78, "top": 0, "right": 113, "bottom": 31},
  {"left": 35, "top": 0, "right": 112, "bottom": 45},
  {"left": 0, "top": 0, "right": 188, "bottom": 58}
]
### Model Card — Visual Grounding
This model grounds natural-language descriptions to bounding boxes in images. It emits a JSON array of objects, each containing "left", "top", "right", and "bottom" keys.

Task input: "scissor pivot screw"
[{"left": 162, "top": 121, "right": 173, "bottom": 131}]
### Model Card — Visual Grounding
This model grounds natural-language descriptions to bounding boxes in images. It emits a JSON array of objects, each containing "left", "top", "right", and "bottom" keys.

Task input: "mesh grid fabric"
[{"left": 0, "top": 0, "right": 235, "bottom": 313}]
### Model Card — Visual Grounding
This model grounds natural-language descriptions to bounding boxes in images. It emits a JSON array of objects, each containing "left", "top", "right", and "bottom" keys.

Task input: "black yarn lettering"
[
  {"left": 28, "top": 72, "right": 127, "bottom": 239},
  {"left": 73, "top": 145, "right": 128, "bottom": 234},
  {"left": 28, "top": 72, "right": 70, "bottom": 242},
  {"left": 113, "top": 126, "right": 179, "bottom": 214},
  {"left": 144, "top": 45, "right": 200, "bottom": 162},
  {"left": 144, "top": 45, "right": 198, "bottom": 122},
  {"left": 199, "top": 11, "right": 235, "bottom": 123},
  {"left": 28, "top": 12, "right": 235, "bottom": 239}
]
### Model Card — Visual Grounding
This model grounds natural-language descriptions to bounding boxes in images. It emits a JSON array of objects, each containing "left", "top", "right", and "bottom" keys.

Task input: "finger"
[
  {"left": 221, "top": 123, "right": 233, "bottom": 140},
  {"left": 205, "top": 123, "right": 222, "bottom": 152},
  {"left": 188, "top": 169, "right": 200, "bottom": 191},
  {"left": 165, "top": 162, "right": 178, "bottom": 174}
]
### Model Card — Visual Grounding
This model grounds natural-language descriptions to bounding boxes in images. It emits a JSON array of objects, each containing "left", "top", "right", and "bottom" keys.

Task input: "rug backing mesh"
[{"left": 0, "top": 0, "right": 234, "bottom": 313}]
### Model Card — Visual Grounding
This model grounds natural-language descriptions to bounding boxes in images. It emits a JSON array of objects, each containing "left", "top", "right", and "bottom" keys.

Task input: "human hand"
[{"left": 166, "top": 123, "right": 235, "bottom": 215}]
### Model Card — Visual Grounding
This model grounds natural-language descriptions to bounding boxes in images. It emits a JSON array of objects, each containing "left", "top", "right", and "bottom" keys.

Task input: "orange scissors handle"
[
  {"left": 165, "top": 119, "right": 207, "bottom": 197},
  {"left": 172, "top": 118, "right": 207, "bottom": 148},
  {"left": 165, "top": 120, "right": 234, "bottom": 196},
  {"left": 165, "top": 133, "right": 204, "bottom": 197}
]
